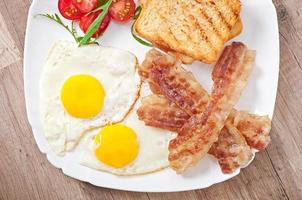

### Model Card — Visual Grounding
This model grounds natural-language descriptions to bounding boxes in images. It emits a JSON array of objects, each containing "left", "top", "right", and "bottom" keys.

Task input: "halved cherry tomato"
[
  {"left": 58, "top": 0, "right": 84, "bottom": 20},
  {"left": 71, "top": 0, "right": 98, "bottom": 13},
  {"left": 79, "top": 11, "right": 111, "bottom": 38},
  {"left": 109, "top": 0, "right": 136, "bottom": 23}
]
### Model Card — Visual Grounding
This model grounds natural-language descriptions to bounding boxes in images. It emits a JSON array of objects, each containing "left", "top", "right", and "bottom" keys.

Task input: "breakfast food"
[
  {"left": 136, "top": 43, "right": 260, "bottom": 172},
  {"left": 137, "top": 95, "right": 271, "bottom": 150},
  {"left": 137, "top": 95, "right": 272, "bottom": 173},
  {"left": 138, "top": 95, "right": 191, "bottom": 132},
  {"left": 137, "top": 48, "right": 271, "bottom": 173},
  {"left": 134, "top": 0, "right": 242, "bottom": 63},
  {"left": 139, "top": 48, "right": 271, "bottom": 149},
  {"left": 164, "top": 18, "right": 243, "bottom": 64},
  {"left": 40, "top": 41, "right": 140, "bottom": 155},
  {"left": 208, "top": 122, "right": 253, "bottom": 173},
  {"left": 227, "top": 111, "right": 272, "bottom": 150},
  {"left": 137, "top": 95, "right": 256, "bottom": 173},
  {"left": 29, "top": 0, "right": 277, "bottom": 183},
  {"left": 165, "top": 42, "right": 254, "bottom": 173},
  {"left": 79, "top": 83, "right": 176, "bottom": 175}
]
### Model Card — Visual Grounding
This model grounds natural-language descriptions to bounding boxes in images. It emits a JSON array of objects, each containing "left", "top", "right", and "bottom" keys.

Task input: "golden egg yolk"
[
  {"left": 61, "top": 74, "right": 105, "bottom": 119},
  {"left": 94, "top": 124, "right": 139, "bottom": 168}
]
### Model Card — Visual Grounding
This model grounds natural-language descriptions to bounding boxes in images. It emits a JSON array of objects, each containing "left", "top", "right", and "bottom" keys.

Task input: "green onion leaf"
[
  {"left": 133, "top": 6, "right": 142, "bottom": 20},
  {"left": 131, "top": 22, "right": 153, "bottom": 47}
]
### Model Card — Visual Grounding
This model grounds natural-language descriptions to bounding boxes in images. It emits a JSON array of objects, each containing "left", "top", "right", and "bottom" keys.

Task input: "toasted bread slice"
[{"left": 134, "top": 0, "right": 241, "bottom": 63}]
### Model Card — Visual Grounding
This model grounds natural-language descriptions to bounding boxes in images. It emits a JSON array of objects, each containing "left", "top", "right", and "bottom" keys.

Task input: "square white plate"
[{"left": 24, "top": 0, "right": 279, "bottom": 192}]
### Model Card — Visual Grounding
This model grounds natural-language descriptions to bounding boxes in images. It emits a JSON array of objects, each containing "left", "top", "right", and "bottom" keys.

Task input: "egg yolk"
[
  {"left": 61, "top": 74, "right": 105, "bottom": 119},
  {"left": 94, "top": 124, "right": 139, "bottom": 168}
]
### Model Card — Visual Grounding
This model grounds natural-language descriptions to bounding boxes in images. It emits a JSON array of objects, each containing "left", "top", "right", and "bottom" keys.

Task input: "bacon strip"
[
  {"left": 148, "top": 43, "right": 255, "bottom": 173},
  {"left": 137, "top": 95, "right": 190, "bottom": 132},
  {"left": 140, "top": 50, "right": 210, "bottom": 115},
  {"left": 228, "top": 111, "right": 271, "bottom": 150},
  {"left": 208, "top": 122, "right": 253, "bottom": 173},
  {"left": 137, "top": 95, "right": 271, "bottom": 150},
  {"left": 139, "top": 48, "right": 271, "bottom": 151},
  {"left": 138, "top": 95, "right": 254, "bottom": 173},
  {"left": 145, "top": 54, "right": 209, "bottom": 115},
  {"left": 170, "top": 43, "right": 254, "bottom": 173},
  {"left": 138, "top": 46, "right": 272, "bottom": 173}
]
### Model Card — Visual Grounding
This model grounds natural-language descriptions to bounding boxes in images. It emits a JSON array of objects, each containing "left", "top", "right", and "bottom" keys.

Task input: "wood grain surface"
[{"left": 0, "top": 0, "right": 301, "bottom": 199}]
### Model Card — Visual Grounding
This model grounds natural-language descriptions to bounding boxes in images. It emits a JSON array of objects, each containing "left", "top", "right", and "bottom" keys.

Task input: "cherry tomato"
[
  {"left": 58, "top": 0, "right": 84, "bottom": 20},
  {"left": 79, "top": 11, "right": 111, "bottom": 38},
  {"left": 71, "top": 0, "right": 98, "bottom": 13},
  {"left": 109, "top": 0, "right": 136, "bottom": 23}
]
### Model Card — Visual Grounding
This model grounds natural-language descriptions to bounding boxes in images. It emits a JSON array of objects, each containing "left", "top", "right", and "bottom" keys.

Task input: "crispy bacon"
[
  {"left": 228, "top": 111, "right": 271, "bottom": 150},
  {"left": 137, "top": 95, "right": 190, "bottom": 132},
  {"left": 147, "top": 52, "right": 210, "bottom": 115},
  {"left": 208, "top": 122, "right": 253, "bottom": 173},
  {"left": 139, "top": 49, "right": 165, "bottom": 80},
  {"left": 144, "top": 43, "right": 255, "bottom": 173},
  {"left": 168, "top": 43, "right": 254, "bottom": 173},
  {"left": 137, "top": 95, "right": 271, "bottom": 150},
  {"left": 138, "top": 46, "right": 272, "bottom": 173},
  {"left": 138, "top": 96, "right": 253, "bottom": 173},
  {"left": 140, "top": 48, "right": 271, "bottom": 151}
]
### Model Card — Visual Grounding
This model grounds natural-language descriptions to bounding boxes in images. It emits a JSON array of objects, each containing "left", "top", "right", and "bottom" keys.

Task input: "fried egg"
[
  {"left": 79, "top": 84, "right": 176, "bottom": 175},
  {"left": 40, "top": 41, "right": 140, "bottom": 155}
]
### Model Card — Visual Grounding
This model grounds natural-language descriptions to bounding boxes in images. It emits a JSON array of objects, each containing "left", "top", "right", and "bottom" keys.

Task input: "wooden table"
[{"left": 1, "top": 0, "right": 301, "bottom": 199}]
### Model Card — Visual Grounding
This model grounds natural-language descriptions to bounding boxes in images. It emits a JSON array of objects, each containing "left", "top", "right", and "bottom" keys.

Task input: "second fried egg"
[{"left": 78, "top": 84, "right": 176, "bottom": 175}]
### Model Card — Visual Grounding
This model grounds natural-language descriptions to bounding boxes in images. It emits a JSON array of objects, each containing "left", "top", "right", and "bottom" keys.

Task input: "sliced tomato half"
[
  {"left": 58, "top": 0, "right": 84, "bottom": 20},
  {"left": 109, "top": 0, "right": 136, "bottom": 23},
  {"left": 79, "top": 11, "right": 111, "bottom": 38},
  {"left": 71, "top": 0, "right": 98, "bottom": 13}
]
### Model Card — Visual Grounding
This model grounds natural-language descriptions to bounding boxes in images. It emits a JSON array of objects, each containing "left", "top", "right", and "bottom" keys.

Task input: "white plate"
[{"left": 24, "top": 0, "right": 279, "bottom": 192}]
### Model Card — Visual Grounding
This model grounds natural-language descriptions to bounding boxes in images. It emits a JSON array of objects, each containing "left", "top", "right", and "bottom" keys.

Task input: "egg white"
[
  {"left": 78, "top": 84, "right": 176, "bottom": 175},
  {"left": 40, "top": 41, "right": 140, "bottom": 155}
]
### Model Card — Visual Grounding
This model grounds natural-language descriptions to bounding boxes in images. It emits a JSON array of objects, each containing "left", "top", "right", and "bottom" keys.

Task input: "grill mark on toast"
[
  {"left": 209, "top": 1, "right": 232, "bottom": 31},
  {"left": 222, "top": 0, "right": 241, "bottom": 24},
  {"left": 214, "top": 0, "right": 241, "bottom": 29},
  {"left": 198, "top": 7, "right": 224, "bottom": 46},
  {"left": 160, "top": 1, "right": 215, "bottom": 60},
  {"left": 168, "top": 27, "right": 181, "bottom": 46},
  {"left": 181, "top": 27, "right": 192, "bottom": 42},
  {"left": 180, "top": 2, "right": 202, "bottom": 52},
  {"left": 225, "top": 0, "right": 241, "bottom": 17},
  {"left": 180, "top": 0, "right": 215, "bottom": 55},
  {"left": 187, "top": 14, "right": 216, "bottom": 55},
  {"left": 156, "top": 7, "right": 181, "bottom": 48},
  {"left": 161, "top": 2, "right": 182, "bottom": 46}
]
